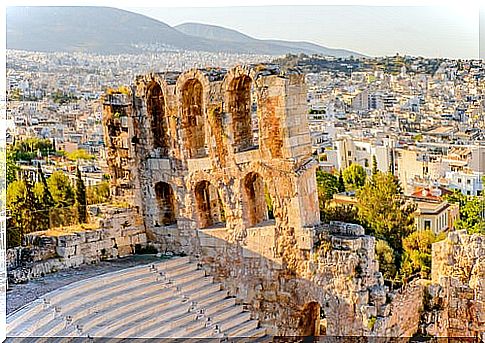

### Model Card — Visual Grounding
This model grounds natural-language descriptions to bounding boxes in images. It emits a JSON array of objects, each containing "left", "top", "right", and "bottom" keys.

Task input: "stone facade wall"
[
  {"left": 102, "top": 65, "right": 452, "bottom": 338},
  {"left": 7, "top": 207, "right": 146, "bottom": 283}
]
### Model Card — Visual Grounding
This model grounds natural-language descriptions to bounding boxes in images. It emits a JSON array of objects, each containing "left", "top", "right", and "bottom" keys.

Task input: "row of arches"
[
  {"left": 146, "top": 74, "right": 260, "bottom": 159},
  {"left": 154, "top": 172, "right": 274, "bottom": 229}
]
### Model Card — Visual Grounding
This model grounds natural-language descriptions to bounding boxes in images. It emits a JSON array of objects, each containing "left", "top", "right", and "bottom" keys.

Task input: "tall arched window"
[
  {"left": 146, "top": 82, "right": 169, "bottom": 156},
  {"left": 242, "top": 172, "right": 268, "bottom": 226},
  {"left": 228, "top": 75, "right": 258, "bottom": 152},
  {"left": 181, "top": 79, "right": 206, "bottom": 158},
  {"left": 194, "top": 181, "right": 225, "bottom": 228},
  {"left": 154, "top": 181, "right": 176, "bottom": 226}
]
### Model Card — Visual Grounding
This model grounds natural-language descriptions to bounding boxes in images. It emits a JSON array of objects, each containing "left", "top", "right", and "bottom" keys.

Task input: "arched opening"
[
  {"left": 298, "top": 302, "right": 321, "bottom": 336},
  {"left": 154, "top": 182, "right": 176, "bottom": 226},
  {"left": 194, "top": 181, "right": 225, "bottom": 229},
  {"left": 147, "top": 82, "right": 169, "bottom": 155},
  {"left": 181, "top": 79, "right": 206, "bottom": 158},
  {"left": 228, "top": 75, "right": 258, "bottom": 152},
  {"left": 242, "top": 172, "right": 268, "bottom": 227}
]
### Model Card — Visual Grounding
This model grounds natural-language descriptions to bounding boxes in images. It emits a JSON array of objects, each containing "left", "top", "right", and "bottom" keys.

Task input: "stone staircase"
[{"left": 7, "top": 256, "right": 267, "bottom": 339}]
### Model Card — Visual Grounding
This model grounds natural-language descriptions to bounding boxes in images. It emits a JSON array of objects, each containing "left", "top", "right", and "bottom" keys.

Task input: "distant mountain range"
[{"left": 7, "top": 6, "right": 363, "bottom": 57}]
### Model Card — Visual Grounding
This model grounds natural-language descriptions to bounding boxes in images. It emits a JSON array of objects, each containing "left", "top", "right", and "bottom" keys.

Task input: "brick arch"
[
  {"left": 223, "top": 66, "right": 260, "bottom": 153},
  {"left": 176, "top": 70, "right": 211, "bottom": 159}
]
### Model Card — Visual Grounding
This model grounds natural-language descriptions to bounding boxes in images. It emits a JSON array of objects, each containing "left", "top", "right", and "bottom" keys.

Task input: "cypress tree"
[
  {"left": 372, "top": 155, "right": 378, "bottom": 175},
  {"left": 338, "top": 170, "right": 346, "bottom": 193},
  {"left": 75, "top": 166, "right": 87, "bottom": 224},
  {"left": 36, "top": 164, "right": 55, "bottom": 230}
]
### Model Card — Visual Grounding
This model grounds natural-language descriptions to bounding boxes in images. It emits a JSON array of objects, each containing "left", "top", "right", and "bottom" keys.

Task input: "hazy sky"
[{"left": 123, "top": 5, "right": 480, "bottom": 59}]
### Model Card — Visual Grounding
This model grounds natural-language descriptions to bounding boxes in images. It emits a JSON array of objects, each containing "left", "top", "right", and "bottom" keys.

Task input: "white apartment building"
[{"left": 445, "top": 170, "right": 484, "bottom": 196}]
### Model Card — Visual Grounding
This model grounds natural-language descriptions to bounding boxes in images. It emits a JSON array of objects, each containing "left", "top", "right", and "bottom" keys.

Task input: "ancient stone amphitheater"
[
  {"left": 7, "top": 257, "right": 266, "bottom": 339},
  {"left": 6, "top": 64, "right": 485, "bottom": 339}
]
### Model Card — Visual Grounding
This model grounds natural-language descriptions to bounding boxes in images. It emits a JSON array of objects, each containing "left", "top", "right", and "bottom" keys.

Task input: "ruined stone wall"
[
  {"left": 102, "top": 65, "right": 430, "bottom": 338},
  {"left": 422, "top": 230, "right": 485, "bottom": 339},
  {"left": 7, "top": 207, "right": 146, "bottom": 283}
]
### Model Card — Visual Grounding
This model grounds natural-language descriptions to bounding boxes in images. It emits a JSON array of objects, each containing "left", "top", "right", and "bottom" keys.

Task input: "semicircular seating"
[{"left": 7, "top": 257, "right": 267, "bottom": 340}]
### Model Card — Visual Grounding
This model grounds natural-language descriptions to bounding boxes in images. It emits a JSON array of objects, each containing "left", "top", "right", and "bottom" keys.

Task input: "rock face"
[
  {"left": 101, "top": 64, "right": 481, "bottom": 338},
  {"left": 422, "top": 230, "right": 485, "bottom": 339},
  {"left": 7, "top": 206, "right": 146, "bottom": 284}
]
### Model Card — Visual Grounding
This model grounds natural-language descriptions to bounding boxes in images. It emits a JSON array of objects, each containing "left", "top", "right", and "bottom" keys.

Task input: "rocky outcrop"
[{"left": 421, "top": 230, "right": 485, "bottom": 339}]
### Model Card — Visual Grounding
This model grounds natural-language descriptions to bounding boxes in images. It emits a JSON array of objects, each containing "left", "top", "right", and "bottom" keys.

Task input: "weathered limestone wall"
[
  {"left": 196, "top": 221, "right": 424, "bottom": 337},
  {"left": 7, "top": 207, "right": 146, "bottom": 283},
  {"left": 102, "top": 65, "right": 430, "bottom": 338},
  {"left": 423, "top": 230, "right": 485, "bottom": 339}
]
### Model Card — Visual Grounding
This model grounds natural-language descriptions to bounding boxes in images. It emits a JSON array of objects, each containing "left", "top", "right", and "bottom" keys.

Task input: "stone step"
[
  {"left": 160, "top": 261, "right": 198, "bottom": 278},
  {"left": 94, "top": 299, "right": 192, "bottom": 337},
  {"left": 64, "top": 279, "right": 166, "bottom": 322},
  {"left": 70, "top": 284, "right": 178, "bottom": 333},
  {"left": 135, "top": 310, "right": 198, "bottom": 338},
  {"left": 53, "top": 322, "right": 81, "bottom": 338},
  {"left": 8, "top": 308, "right": 57, "bottom": 337},
  {"left": 175, "top": 275, "right": 214, "bottom": 293},
  {"left": 224, "top": 319, "right": 259, "bottom": 338},
  {"left": 217, "top": 311, "right": 252, "bottom": 332},
  {"left": 187, "top": 323, "right": 218, "bottom": 339},
  {"left": 195, "top": 289, "right": 229, "bottom": 308},
  {"left": 55, "top": 273, "right": 159, "bottom": 315},
  {"left": 154, "top": 256, "right": 191, "bottom": 273},
  {"left": 28, "top": 315, "right": 67, "bottom": 337},
  {"left": 44, "top": 264, "right": 156, "bottom": 305},
  {"left": 239, "top": 327, "right": 268, "bottom": 339},
  {"left": 43, "top": 271, "right": 157, "bottom": 315},
  {"left": 186, "top": 283, "right": 221, "bottom": 300},
  {"left": 202, "top": 297, "right": 237, "bottom": 317},
  {"left": 168, "top": 269, "right": 206, "bottom": 284},
  {"left": 82, "top": 274, "right": 219, "bottom": 337},
  {"left": 157, "top": 315, "right": 208, "bottom": 338},
  {"left": 6, "top": 300, "right": 45, "bottom": 333},
  {"left": 130, "top": 287, "right": 228, "bottom": 338},
  {"left": 209, "top": 304, "right": 244, "bottom": 324}
]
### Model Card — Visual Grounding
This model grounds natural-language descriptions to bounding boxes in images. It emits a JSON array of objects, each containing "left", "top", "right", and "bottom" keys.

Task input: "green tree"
[
  {"left": 6, "top": 179, "right": 41, "bottom": 246},
  {"left": 75, "top": 167, "right": 87, "bottom": 224},
  {"left": 372, "top": 155, "right": 378, "bottom": 175},
  {"left": 342, "top": 163, "right": 366, "bottom": 189},
  {"left": 316, "top": 170, "right": 340, "bottom": 208},
  {"left": 86, "top": 181, "right": 111, "bottom": 205},
  {"left": 400, "top": 230, "right": 445, "bottom": 279},
  {"left": 321, "top": 204, "right": 360, "bottom": 224},
  {"left": 67, "top": 149, "right": 95, "bottom": 162},
  {"left": 6, "top": 180, "right": 28, "bottom": 247},
  {"left": 10, "top": 138, "right": 53, "bottom": 162},
  {"left": 6, "top": 150, "right": 19, "bottom": 184},
  {"left": 375, "top": 239, "right": 397, "bottom": 280},
  {"left": 337, "top": 170, "right": 345, "bottom": 192},
  {"left": 47, "top": 171, "right": 75, "bottom": 208},
  {"left": 413, "top": 134, "right": 423, "bottom": 142},
  {"left": 33, "top": 165, "right": 55, "bottom": 231},
  {"left": 357, "top": 172, "right": 416, "bottom": 257},
  {"left": 445, "top": 191, "right": 485, "bottom": 234}
]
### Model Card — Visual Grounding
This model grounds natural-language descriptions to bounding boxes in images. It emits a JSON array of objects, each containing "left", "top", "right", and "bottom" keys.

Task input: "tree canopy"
[
  {"left": 445, "top": 191, "right": 485, "bottom": 234},
  {"left": 342, "top": 163, "right": 366, "bottom": 189}
]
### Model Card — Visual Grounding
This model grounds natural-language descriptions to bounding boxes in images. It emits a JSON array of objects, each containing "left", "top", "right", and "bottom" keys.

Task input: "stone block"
[
  {"left": 85, "top": 230, "right": 102, "bottom": 243},
  {"left": 56, "top": 246, "right": 76, "bottom": 258}
]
